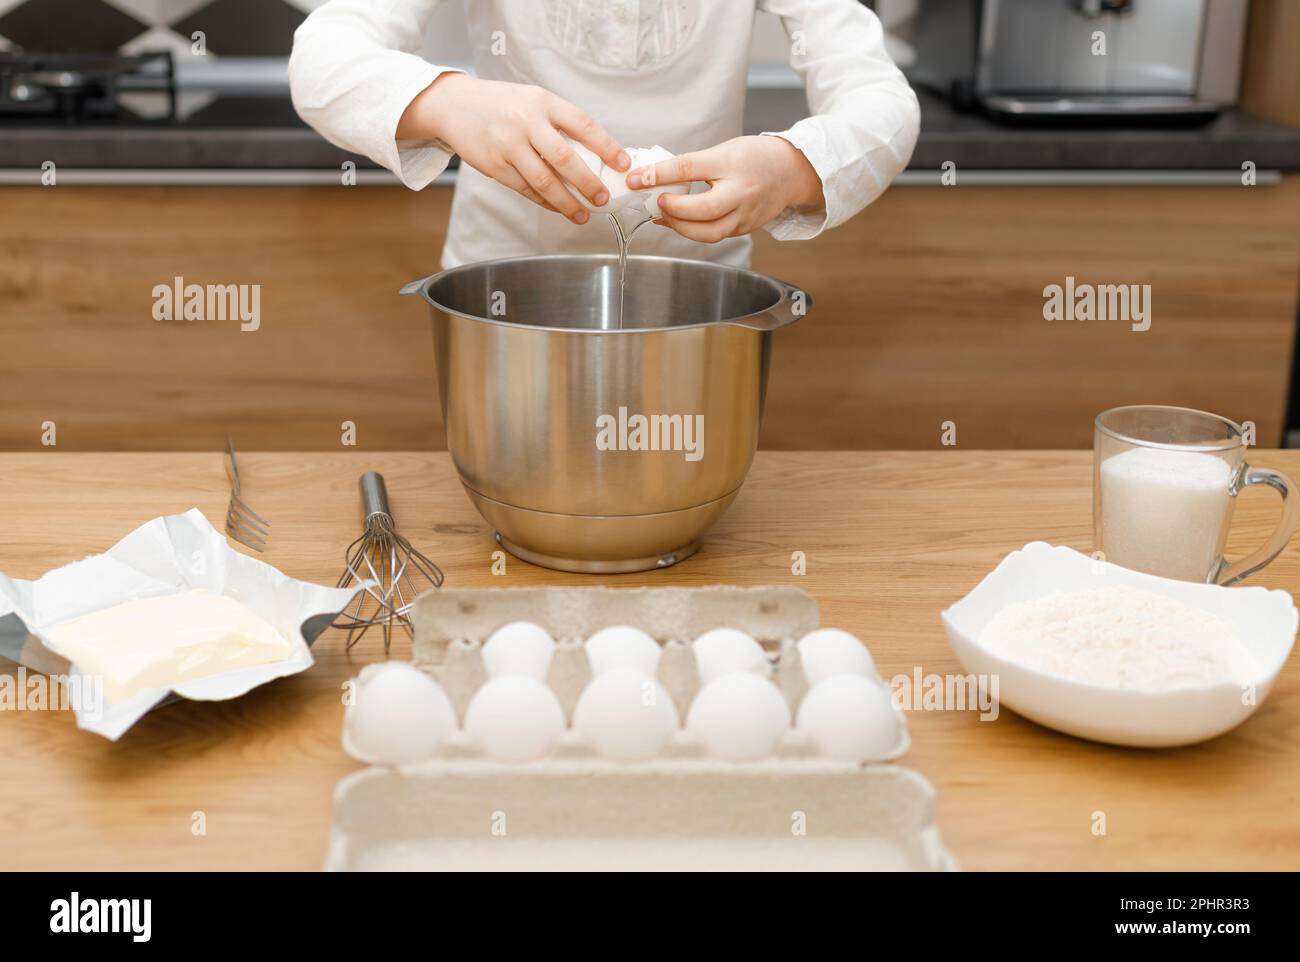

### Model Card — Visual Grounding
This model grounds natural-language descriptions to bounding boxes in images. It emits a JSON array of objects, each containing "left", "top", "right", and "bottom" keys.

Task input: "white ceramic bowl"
[{"left": 941, "top": 542, "right": 1297, "bottom": 748}]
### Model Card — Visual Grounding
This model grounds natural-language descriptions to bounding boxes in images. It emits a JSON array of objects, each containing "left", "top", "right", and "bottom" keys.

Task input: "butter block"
[{"left": 44, "top": 589, "right": 292, "bottom": 703}]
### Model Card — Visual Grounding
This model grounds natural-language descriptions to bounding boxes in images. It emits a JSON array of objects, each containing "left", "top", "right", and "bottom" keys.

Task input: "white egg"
[
  {"left": 572, "top": 669, "right": 679, "bottom": 761},
  {"left": 686, "top": 673, "right": 790, "bottom": 762},
  {"left": 585, "top": 625, "right": 662, "bottom": 678},
  {"left": 463, "top": 676, "right": 565, "bottom": 762},
  {"left": 692, "top": 627, "right": 769, "bottom": 686},
  {"left": 797, "top": 628, "right": 876, "bottom": 686},
  {"left": 344, "top": 662, "right": 457, "bottom": 766},
  {"left": 481, "top": 621, "right": 556, "bottom": 680},
  {"left": 796, "top": 675, "right": 899, "bottom": 762}
]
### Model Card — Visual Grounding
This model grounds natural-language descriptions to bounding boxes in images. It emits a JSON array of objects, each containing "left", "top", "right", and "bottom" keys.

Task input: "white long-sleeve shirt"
[{"left": 289, "top": 0, "right": 919, "bottom": 269}]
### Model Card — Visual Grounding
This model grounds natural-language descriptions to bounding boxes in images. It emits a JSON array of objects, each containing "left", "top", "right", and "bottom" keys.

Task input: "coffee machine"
[{"left": 908, "top": 0, "right": 1249, "bottom": 119}]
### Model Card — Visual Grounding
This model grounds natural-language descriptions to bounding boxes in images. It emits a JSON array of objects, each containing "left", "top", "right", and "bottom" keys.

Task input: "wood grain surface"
[
  {"left": 3, "top": 178, "right": 1297, "bottom": 451},
  {"left": 1, "top": 450, "right": 1297, "bottom": 870}
]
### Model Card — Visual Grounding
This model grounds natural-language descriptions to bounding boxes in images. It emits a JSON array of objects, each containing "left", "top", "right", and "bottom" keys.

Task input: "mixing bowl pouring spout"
[
  {"left": 400, "top": 274, "right": 436, "bottom": 301},
  {"left": 724, "top": 281, "right": 807, "bottom": 332}
]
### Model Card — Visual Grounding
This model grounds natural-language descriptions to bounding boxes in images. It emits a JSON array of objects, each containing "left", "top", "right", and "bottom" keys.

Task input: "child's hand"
[
  {"left": 627, "top": 136, "right": 824, "bottom": 242},
  {"left": 399, "top": 74, "right": 630, "bottom": 224}
]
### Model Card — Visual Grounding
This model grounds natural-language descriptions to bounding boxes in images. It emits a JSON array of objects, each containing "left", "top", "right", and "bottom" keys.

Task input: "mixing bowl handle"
[{"left": 724, "top": 282, "right": 811, "bottom": 332}]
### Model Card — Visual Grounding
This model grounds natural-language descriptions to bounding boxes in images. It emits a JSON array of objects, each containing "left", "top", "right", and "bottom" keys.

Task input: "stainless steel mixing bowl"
[{"left": 401, "top": 254, "right": 808, "bottom": 573}]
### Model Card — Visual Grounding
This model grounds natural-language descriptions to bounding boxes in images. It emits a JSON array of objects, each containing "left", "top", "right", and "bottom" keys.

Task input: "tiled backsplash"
[
  {"left": 0, "top": 0, "right": 830, "bottom": 66},
  {"left": 0, "top": 0, "right": 319, "bottom": 56}
]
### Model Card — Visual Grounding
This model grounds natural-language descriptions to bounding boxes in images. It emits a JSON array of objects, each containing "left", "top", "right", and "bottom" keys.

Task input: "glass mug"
[{"left": 1094, "top": 405, "right": 1298, "bottom": 585}]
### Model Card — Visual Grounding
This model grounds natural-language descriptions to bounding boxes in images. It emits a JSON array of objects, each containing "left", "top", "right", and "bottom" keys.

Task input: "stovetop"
[
  {"left": 6, "top": 92, "right": 309, "bottom": 128},
  {"left": 0, "top": 49, "right": 305, "bottom": 129},
  {"left": 0, "top": 50, "right": 176, "bottom": 122}
]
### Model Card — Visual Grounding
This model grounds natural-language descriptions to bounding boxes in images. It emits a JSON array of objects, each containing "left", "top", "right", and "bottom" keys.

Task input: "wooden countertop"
[{"left": 2, "top": 450, "right": 1297, "bottom": 871}]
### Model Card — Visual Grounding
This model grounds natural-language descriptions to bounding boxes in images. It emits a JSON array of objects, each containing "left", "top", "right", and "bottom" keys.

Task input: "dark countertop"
[
  {"left": 3, "top": 88, "right": 1300, "bottom": 174},
  {"left": 906, "top": 89, "right": 1300, "bottom": 171}
]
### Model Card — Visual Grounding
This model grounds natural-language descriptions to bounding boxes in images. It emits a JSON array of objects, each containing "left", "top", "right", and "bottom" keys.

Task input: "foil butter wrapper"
[{"left": 0, "top": 508, "right": 363, "bottom": 740}]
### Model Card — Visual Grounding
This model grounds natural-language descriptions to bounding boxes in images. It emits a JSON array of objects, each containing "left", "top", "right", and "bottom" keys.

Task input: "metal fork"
[{"left": 224, "top": 438, "right": 270, "bottom": 551}]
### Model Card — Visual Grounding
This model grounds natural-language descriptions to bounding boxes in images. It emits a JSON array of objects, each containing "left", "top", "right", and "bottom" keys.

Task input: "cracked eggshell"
[{"left": 564, "top": 137, "right": 690, "bottom": 214}]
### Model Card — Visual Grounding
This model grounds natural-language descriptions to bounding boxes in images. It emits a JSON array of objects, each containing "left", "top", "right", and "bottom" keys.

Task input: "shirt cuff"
[
  {"left": 385, "top": 64, "right": 464, "bottom": 191},
  {"left": 759, "top": 126, "right": 832, "bottom": 242}
]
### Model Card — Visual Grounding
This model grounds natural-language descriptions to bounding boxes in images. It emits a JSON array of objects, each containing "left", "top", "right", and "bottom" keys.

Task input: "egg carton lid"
[
  {"left": 411, "top": 584, "right": 821, "bottom": 663},
  {"left": 325, "top": 759, "right": 957, "bottom": 872}
]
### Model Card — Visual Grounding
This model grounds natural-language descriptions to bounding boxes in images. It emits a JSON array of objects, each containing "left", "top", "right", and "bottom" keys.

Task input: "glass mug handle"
[{"left": 1215, "top": 464, "right": 1300, "bottom": 586}]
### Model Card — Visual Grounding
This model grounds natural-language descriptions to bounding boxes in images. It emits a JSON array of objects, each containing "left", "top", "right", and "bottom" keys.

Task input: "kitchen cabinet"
[
  {"left": 1241, "top": 0, "right": 1300, "bottom": 129},
  {"left": 1, "top": 449, "right": 1296, "bottom": 869},
  {"left": 2, "top": 179, "right": 1297, "bottom": 450},
  {"left": 757, "top": 176, "right": 1300, "bottom": 449}
]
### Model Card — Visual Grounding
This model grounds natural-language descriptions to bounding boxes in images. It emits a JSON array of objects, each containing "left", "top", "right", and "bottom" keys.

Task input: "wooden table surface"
[{"left": 2, "top": 450, "right": 1297, "bottom": 871}]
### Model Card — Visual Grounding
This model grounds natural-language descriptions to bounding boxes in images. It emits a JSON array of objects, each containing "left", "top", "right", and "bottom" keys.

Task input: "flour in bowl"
[{"left": 978, "top": 586, "right": 1256, "bottom": 691}]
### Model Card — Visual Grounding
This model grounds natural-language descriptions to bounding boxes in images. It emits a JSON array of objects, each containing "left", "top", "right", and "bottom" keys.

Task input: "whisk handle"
[{"left": 359, "top": 471, "right": 393, "bottom": 522}]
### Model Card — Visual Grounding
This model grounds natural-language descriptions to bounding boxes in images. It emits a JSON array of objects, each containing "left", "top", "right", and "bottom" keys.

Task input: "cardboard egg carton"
[
  {"left": 326, "top": 586, "right": 956, "bottom": 871},
  {"left": 326, "top": 758, "right": 955, "bottom": 871},
  {"left": 412, "top": 584, "right": 822, "bottom": 660},
  {"left": 407, "top": 584, "right": 907, "bottom": 759},
  {"left": 409, "top": 584, "right": 820, "bottom": 712}
]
